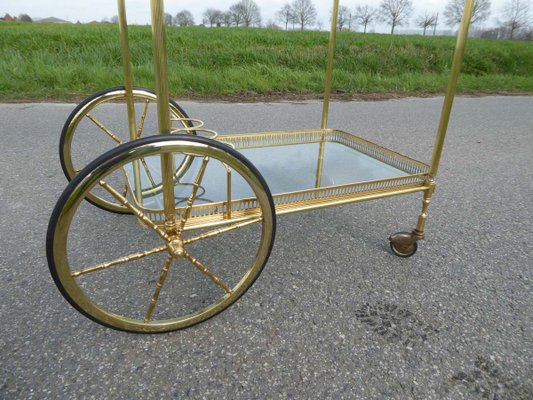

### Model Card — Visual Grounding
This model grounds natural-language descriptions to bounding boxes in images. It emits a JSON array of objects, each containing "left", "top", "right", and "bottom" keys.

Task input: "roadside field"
[{"left": 1, "top": 22, "right": 532, "bottom": 101}]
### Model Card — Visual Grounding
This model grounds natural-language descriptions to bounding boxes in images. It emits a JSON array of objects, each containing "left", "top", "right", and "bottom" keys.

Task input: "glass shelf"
[{"left": 121, "top": 129, "right": 430, "bottom": 226}]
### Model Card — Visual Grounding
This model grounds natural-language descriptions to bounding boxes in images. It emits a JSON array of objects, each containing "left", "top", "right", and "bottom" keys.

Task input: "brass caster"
[{"left": 389, "top": 232, "right": 419, "bottom": 258}]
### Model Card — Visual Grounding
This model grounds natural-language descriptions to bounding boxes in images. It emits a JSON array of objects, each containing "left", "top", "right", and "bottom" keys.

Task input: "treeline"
[
  {"left": 3, "top": 0, "right": 532, "bottom": 40},
  {"left": 168, "top": 0, "right": 533, "bottom": 40}
]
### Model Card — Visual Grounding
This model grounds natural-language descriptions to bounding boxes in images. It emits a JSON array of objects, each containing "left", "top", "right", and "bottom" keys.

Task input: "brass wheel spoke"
[
  {"left": 136, "top": 100, "right": 150, "bottom": 139},
  {"left": 99, "top": 180, "right": 170, "bottom": 242},
  {"left": 86, "top": 113, "right": 123, "bottom": 144},
  {"left": 184, "top": 217, "right": 262, "bottom": 245},
  {"left": 71, "top": 245, "right": 167, "bottom": 278},
  {"left": 144, "top": 254, "right": 174, "bottom": 323},
  {"left": 183, "top": 250, "right": 233, "bottom": 294},
  {"left": 177, "top": 157, "right": 210, "bottom": 234},
  {"left": 140, "top": 157, "right": 158, "bottom": 188}
]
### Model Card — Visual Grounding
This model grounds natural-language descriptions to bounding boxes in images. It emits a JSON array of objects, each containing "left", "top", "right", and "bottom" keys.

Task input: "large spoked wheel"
[
  {"left": 48, "top": 135, "right": 276, "bottom": 333},
  {"left": 60, "top": 86, "right": 194, "bottom": 214}
]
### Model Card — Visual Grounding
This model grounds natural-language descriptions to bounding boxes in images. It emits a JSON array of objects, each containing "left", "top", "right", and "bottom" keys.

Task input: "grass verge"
[{"left": 1, "top": 22, "right": 532, "bottom": 101}]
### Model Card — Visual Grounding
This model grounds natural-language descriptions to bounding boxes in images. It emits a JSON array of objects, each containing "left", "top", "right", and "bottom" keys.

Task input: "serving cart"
[{"left": 47, "top": 0, "right": 476, "bottom": 333}]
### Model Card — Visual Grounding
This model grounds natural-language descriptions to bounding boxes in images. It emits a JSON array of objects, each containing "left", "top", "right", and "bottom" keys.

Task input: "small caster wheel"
[{"left": 389, "top": 232, "right": 418, "bottom": 258}]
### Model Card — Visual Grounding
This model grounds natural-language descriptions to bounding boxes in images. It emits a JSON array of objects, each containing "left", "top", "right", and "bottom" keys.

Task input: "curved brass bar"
[{"left": 430, "top": 0, "right": 475, "bottom": 178}]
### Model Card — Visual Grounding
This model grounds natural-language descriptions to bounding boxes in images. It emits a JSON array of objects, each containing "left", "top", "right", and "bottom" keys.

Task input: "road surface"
[{"left": 1, "top": 96, "right": 532, "bottom": 399}]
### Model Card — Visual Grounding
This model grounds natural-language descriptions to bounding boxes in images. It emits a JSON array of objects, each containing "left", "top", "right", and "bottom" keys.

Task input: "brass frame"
[
  {"left": 140, "top": 0, "right": 474, "bottom": 235},
  {"left": 49, "top": 0, "right": 476, "bottom": 333},
  {"left": 128, "top": 129, "right": 430, "bottom": 230}
]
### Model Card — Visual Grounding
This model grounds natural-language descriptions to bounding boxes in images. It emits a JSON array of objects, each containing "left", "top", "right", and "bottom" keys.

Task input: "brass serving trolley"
[{"left": 47, "top": 0, "right": 476, "bottom": 333}]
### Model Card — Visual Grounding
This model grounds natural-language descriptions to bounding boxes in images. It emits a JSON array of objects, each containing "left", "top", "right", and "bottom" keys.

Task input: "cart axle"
[{"left": 167, "top": 238, "right": 185, "bottom": 258}]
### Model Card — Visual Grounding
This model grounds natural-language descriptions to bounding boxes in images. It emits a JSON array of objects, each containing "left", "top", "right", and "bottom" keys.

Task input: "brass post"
[
  {"left": 429, "top": 0, "right": 475, "bottom": 178},
  {"left": 314, "top": 140, "right": 325, "bottom": 188},
  {"left": 225, "top": 165, "right": 232, "bottom": 220},
  {"left": 150, "top": 0, "right": 175, "bottom": 224},
  {"left": 317, "top": 0, "right": 339, "bottom": 188},
  {"left": 321, "top": 0, "right": 339, "bottom": 130},
  {"left": 414, "top": 181, "right": 436, "bottom": 238},
  {"left": 117, "top": 0, "right": 142, "bottom": 203},
  {"left": 118, "top": 0, "right": 136, "bottom": 139},
  {"left": 150, "top": 0, "right": 171, "bottom": 134}
]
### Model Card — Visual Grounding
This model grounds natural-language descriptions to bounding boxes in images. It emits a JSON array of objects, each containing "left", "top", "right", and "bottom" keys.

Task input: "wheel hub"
[{"left": 167, "top": 238, "right": 185, "bottom": 258}]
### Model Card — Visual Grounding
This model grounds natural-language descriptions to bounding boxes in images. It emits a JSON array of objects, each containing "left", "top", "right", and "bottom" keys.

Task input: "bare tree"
[
  {"left": 18, "top": 13, "right": 33, "bottom": 22},
  {"left": 230, "top": 0, "right": 261, "bottom": 27},
  {"left": 291, "top": 0, "right": 317, "bottom": 31},
  {"left": 336, "top": 6, "right": 353, "bottom": 31},
  {"left": 203, "top": 9, "right": 222, "bottom": 27},
  {"left": 379, "top": 0, "right": 413, "bottom": 34},
  {"left": 164, "top": 12, "right": 173, "bottom": 26},
  {"left": 175, "top": 10, "right": 195, "bottom": 26},
  {"left": 500, "top": 0, "right": 531, "bottom": 39},
  {"left": 354, "top": 5, "right": 378, "bottom": 33},
  {"left": 221, "top": 11, "right": 233, "bottom": 27},
  {"left": 416, "top": 12, "right": 437, "bottom": 35},
  {"left": 444, "top": 0, "right": 491, "bottom": 27},
  {"left": 230, "top": 6, "right": 244, "bottom": 26},
  {"left": 277, "top": 4, "right": 294, "bottom": 30}
]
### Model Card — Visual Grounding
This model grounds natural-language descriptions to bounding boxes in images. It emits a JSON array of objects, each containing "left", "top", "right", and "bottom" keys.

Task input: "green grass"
[{"left": 1, "top": 22, "right": 532, "bottom": 101}]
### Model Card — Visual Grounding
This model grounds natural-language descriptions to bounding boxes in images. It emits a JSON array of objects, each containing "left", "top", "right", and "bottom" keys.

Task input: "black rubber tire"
[{"left": 58, "top": 86, "right": 192, "bottom": 214}]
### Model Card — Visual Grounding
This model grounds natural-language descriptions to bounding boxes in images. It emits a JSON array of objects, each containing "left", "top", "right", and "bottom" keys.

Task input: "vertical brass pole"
[
  {"left": 429, "top": 0, "right": 475, "bottom": 178},
  {"left": 150, "top": 0, "right": 175, "bottom": 224},
  {"left": 150, "top": 0, "right": 171, "bottom": 133},
  {"left": 118, "top": 0, "right": 137, "bottom": 139},
  {"left": 414, "top": 182, "right": 436, "bottom": 235},
  {"left": 314, "top": 141, "right": 325, "bottom": 188},
  {"left": 225, "top": 165, "right": 232, "bottom": 220},
  {"left": 321, "top": 0, "right": 340, "bottom": 130},
  {"left": 316, "top": 0, "right": 339, "bottom": 188},
  {"left": 117, "top": 0, "right": 142, "bottom": 203}
]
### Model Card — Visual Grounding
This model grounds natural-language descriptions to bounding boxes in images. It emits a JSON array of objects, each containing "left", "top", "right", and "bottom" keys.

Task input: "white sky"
[{"left": 1, "top": 1, "right": 511, "bottom": 31}]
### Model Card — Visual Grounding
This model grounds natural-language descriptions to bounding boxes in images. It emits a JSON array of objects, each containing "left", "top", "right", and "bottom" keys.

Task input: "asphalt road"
[{"left": 1, "top": 96, "right": 532, "bottom": 399}]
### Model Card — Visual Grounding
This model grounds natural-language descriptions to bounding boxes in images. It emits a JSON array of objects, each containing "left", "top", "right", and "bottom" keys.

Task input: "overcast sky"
[{"left": 2, "top": 0, "right": 511, "bottom": 32}]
